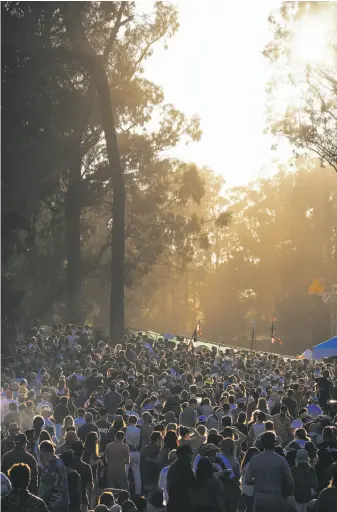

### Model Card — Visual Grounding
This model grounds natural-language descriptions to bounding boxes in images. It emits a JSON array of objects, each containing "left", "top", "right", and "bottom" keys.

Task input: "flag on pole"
[{"left": 191, "top": 321, "right": 202, "bottom": 343}]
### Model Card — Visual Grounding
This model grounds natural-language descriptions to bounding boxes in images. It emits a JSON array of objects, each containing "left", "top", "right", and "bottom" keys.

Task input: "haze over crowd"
[{"left": 2, "top": 1, "right": 337, "bottom": 355}]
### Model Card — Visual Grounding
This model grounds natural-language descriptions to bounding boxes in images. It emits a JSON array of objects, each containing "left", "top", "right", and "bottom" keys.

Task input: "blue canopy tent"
[{"left": 312, "top": 335, "right": 337, "bottom": 359}]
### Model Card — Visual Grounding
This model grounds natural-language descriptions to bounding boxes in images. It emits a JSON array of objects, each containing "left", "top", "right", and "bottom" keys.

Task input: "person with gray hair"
[{"left": 158, "top": 449, "right": 177, "bottom": 505}]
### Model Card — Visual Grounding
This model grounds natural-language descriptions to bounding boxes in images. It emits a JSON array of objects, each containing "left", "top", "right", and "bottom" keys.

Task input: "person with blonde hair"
[{"left": 59, "top": 415, "right": 75, "bottom": 444}]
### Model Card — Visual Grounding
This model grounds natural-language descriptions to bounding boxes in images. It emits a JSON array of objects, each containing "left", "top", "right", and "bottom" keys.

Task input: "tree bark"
[
  {"left": 62, "top": 4, "right": 127, "bottom": 340},
  {"left": 94, "top": 56, "right": 125, "bottom": 341},
  {"left": 65, "top": 131, "right": 82, "bottom": 324}
]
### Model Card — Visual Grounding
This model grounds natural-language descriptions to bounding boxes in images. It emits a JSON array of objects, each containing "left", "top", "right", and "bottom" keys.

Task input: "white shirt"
[
  {"left": 125, "top": 425, "right": 141, "bottom": 448},
  {"left": 158, "top": 465, "right": 169, "bottom": 504}
]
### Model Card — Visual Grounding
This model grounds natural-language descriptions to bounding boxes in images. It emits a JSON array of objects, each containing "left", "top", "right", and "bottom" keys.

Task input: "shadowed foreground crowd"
[{"left": 1, "top": 323, "right": 337, "bottom": 512}]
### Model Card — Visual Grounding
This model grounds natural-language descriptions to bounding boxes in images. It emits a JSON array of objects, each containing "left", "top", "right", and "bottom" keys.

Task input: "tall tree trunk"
[
  {"left": 62, "top": 4, "right": 127, "bottom": 340},
  {"left": 94, "top": 56, "right": 125, "bottom": 341},
  {"left": 65, "top": 134, "right": 82, "bottom": 324}
]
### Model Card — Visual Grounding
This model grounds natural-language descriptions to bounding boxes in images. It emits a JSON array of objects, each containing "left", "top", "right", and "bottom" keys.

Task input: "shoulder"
[{"left": 27, "top": 492, "right": 48, "bottom": 509}]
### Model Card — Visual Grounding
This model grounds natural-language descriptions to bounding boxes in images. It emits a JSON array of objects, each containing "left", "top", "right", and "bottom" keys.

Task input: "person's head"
[
  {"left": 237, "top": 411, "right": 247, "bottom": 424},
  {"left": 221, "top": 438, "right": 235, "bottom": 458},
  {"left": 280, "top": 405, "right": 288, "bottom": 417},
  {"left": 60, "top": 396, "right": 68, "bottom": 406},
  {"left": 8, "top": 422, "right": 20, "bottom": 438},
  {"left": 179, "top": 425, "right": 190, "bottom": 440},
  {"left": 84, "top": 412, "right": 93, "bottom": 424},
  {"left": 94, "top": 506, "right": 109, "bottom": 512},
  {"left": 295, "top": 428, "right": 308, "bottom": 441},
  {"left": 164, "top": 430, "right": 178, "bottom": 450},
  {"left": 98, "top": 491, "right": 115, "bottom": 507},
  {"left": 222, "top": 415, "right": 232, "bottom": 428},
  {"left": 241, "top": 447, "right": 260, "bottom": 468},
  {"left": 26, "top": 401, "right": 34, "bottom": 412},
  {"left": 14, "top": 433, "right": 27, "bottom": 450},
  {"left": 142, "top": 411, "right": 152, "bottom": 424},
  {"left": 189, "top": 398, "right": 197, "bottom": 410},
  {"left": 323, "top": 426, "right": 335, "bottom": 442},
  {"left": 258, "top": 397, "right": 268, "bottom": 411},
  {"left": 305, "top": 441, "right": 317, "bottom": 461},
  {"left": 60, "top": 449, "right": 73, "bottom": 467},
  {"left": 18, "top": 403, "right": 27, "bottom": 414},
  {"left": 260, "top": 431, "right": 276, "bottom": 451},
  {"left": 113, "top": 415, "right": 125, "bottom": 430},
  {"left": 207, "top": 432, "right": 220, "bottom": 446},
  {"left": 176, "top": 444, "right": 193, "bottom": 460},
  {"left": 265, "top": 421, "right": 274, "bottom": 432},
  {"left": 222, "top": 402, "right": 230, "bottom": 414},
  {"left": 117, "top": 490, "right": 130, "bottom": 505},
  {"left": 197, "top": 424, "right": 207, "bottom": 437},
  {"left": 125, "top": 399, "right": 134, "bottom": 411},
  {"left": 65, "top": 430, "right": 78, "bottom": 445},
  {"left": 257, "top": 411, "right": 266, "bottom": 423},
  {"left": 63, "top": 415, "right": 75, "bottom": 428},
  {"left": 9, "top": 402, "right": 18, "bottom": 413},
  {"left": 296, "top": 448, "right": 309, "bottom": 466},
  {"left": 128, "top": 415, "right": 137, "bottom": 426},
  {"left": 39, "top": 440, "right": 55, "bottom": 462},
  {"left": 8, "top": 463, "right": 30, "bottom": 490},
  {"left": 77, "top": 407, "right": 85, "bottom": 418},
  {"left": 151, "top": 431, "right": 162, "bottom": 447},
  {"left": 116, "top": 430, "right": 125, "bottom": 443},
  {"left": 39, "top": 430, "right": 52, "bottom": 444}
]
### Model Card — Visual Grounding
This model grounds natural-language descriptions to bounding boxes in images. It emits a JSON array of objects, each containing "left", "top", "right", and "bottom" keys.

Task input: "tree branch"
[{"left": 103, "top": 3, "right": 132, "bottom": 64}]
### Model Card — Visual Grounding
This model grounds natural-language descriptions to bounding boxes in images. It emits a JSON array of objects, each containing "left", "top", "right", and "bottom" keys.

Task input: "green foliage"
[
  {"left": 124, "top": 160, "right": 336, "bottom": 354},
  {"left": 264, "top": 1, "right": 337, "bottom": 171}
]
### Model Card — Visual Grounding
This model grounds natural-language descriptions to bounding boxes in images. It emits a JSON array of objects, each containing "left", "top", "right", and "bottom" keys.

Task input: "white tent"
[{"left": 299, "top": 348, "right": 313, "bottom": 360}]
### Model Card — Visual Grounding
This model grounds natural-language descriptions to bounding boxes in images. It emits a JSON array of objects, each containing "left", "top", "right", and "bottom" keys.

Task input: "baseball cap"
[{"left": 15, "top": 433, "right": 27, "bottom": 444}]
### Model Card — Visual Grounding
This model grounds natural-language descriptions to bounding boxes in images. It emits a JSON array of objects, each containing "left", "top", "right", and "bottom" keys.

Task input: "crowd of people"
[{"left": 1, "top": 322, "right": 337, "bottom": 512}]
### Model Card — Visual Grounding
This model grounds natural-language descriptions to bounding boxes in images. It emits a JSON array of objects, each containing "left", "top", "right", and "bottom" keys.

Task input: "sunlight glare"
[{"left": 292, "top": 15, "right": 332, "bottom": 66}]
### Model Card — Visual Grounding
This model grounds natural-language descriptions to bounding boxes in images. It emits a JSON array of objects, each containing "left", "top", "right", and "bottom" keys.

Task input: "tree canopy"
[{"left": 2, "top": 1, "right": 336, "bottom": 355}]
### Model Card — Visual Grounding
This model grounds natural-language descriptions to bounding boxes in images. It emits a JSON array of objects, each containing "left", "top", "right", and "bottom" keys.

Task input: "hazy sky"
[{"left": 142, "top": 0, "right": 292, "bottom": 187}]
